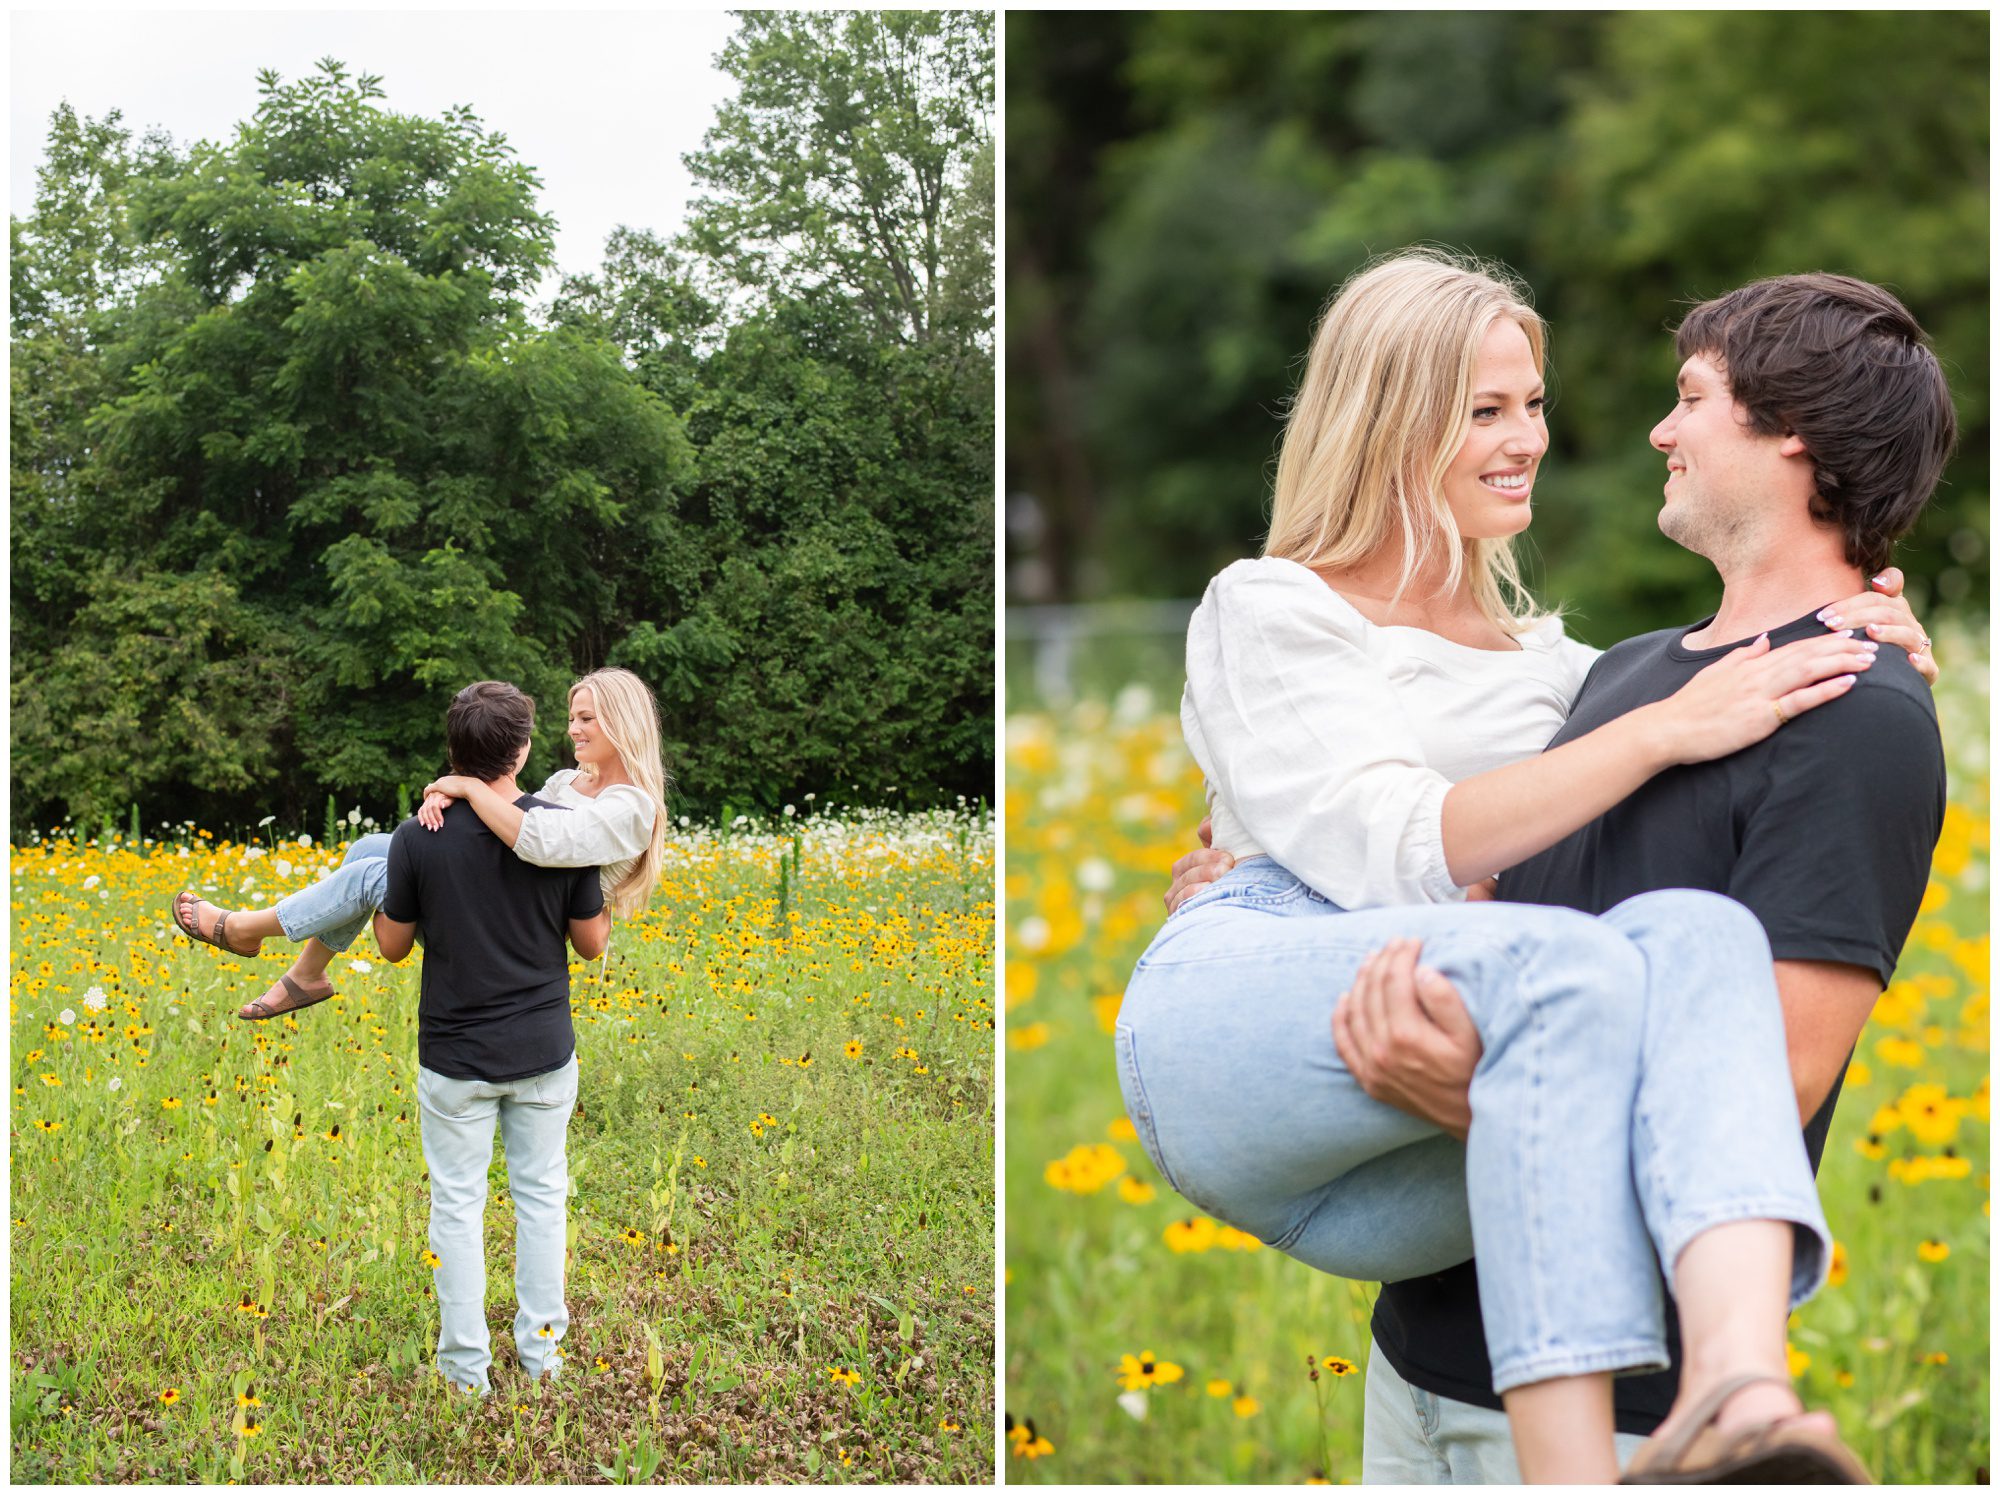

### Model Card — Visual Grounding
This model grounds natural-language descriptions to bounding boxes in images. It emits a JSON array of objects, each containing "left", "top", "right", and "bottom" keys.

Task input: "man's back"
[
  {"left": 381, "top": 796, "right": 603, "bottom": 1083},
  {"left": 1371, "top": 606, "right": 1945, "bottom": 1434}
]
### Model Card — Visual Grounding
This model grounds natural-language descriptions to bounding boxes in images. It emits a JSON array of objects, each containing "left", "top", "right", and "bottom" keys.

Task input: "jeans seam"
[{"left": 1115, "top": 1024, "right": 1185, "bottom": 1196}]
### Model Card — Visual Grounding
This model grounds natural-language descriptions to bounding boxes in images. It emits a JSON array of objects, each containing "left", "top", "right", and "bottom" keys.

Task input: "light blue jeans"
[
  {"left": 1116, "top": 858, "right": 1830, "bottom": 1395},
  {"left": 1362, "top": 1337, "right": 1646, "bottom": 1482},
  {"left": 273, "top": 832, "right": 393, "bottom": 952},
  {"left": 418, "top": 1054, "right": 578, "bottom": 1394}
]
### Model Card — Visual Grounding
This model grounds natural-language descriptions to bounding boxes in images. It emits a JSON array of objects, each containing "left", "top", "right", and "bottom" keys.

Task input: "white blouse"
[
  {"left": 1182, "top": 556, "right": 1602, "bottom": 909},
  {"left": 520, "top": 769, "right": 656, "bottom": 898}
]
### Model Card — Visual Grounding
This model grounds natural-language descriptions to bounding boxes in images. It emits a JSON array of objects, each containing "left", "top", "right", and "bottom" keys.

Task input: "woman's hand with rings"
[
  {"left": 417, "top": 775, "right": 475, "bottom": 832},
  {"left": 1817, "top": 567, "right": 1938, "bottom": 687},
  {"left": 1653, "top": 631, "right": 1879, "bottom": 766}
]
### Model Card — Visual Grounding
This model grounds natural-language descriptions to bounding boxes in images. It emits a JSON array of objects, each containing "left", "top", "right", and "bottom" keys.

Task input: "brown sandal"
[
  {"left": 238, "top": 973, "right": 336, "bottom": 1022},
  {"left": 171, "top": 891, "right": 255, "bottom": 956},
  {"left": 1620, "top": 1374, "right": 1871, "bottom": 1484}
]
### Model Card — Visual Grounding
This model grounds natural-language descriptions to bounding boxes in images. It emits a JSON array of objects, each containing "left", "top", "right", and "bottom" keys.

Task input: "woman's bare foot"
[
  {"left": 171, "top": 891, "right": 264, "bottom": 957},
  {"left": 238, "top": 971, "right": 335, "bottom": 1021},
  {"left": 1661, "top": 1377, "right": 1835, "bottom": 1445}
]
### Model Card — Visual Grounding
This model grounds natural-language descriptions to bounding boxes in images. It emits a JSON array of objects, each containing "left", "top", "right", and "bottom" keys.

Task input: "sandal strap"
[{"left": 1643, "top": 1373, "right": 1795, "bottom": 1472}]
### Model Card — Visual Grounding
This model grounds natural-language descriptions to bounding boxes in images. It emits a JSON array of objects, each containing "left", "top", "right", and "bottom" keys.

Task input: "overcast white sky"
[{"left": 11, "top": 8, "right": 742, "bottom": 307}]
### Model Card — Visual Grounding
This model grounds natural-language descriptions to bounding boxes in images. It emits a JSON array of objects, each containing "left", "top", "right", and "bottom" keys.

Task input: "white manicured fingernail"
[{"left": 1824, "top": 614, "right": 1844, "bottom": 629}]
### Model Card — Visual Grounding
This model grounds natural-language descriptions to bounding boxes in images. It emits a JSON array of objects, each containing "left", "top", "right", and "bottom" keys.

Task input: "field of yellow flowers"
[
  {"left": 11, "top": 808, "right": 994, "bottom": 1483},
  {"left": 1004, "top": 625, "right": 1989, "bottom": 1484}
]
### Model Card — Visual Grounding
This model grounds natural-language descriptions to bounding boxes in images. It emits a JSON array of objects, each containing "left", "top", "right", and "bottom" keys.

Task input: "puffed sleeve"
[
  {"left": 514, "top": 781, "right": 656, "bottom": 869},
  {"left": 1184, "top": 559, "right": 1460, "bottom": 908}
]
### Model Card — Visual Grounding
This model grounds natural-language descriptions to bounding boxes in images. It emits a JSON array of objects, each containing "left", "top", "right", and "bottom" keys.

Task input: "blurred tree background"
[
  {"left": 12, "top": 10, "right": 994, "bottom": 832},
  {"left": 1007, "top": 11, "right": 1987, "bottom": 647}
]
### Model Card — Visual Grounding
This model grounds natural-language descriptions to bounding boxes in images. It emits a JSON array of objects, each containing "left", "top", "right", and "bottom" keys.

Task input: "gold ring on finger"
[{"left": 1772, "top": 700, "right": 1791, "bottom": 727}]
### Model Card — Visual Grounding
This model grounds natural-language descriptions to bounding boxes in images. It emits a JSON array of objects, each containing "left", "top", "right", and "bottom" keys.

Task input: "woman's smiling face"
[
  {"left": 1440, "top": 317, "right": 1547, "bottom": 542},
  {"left": 568, "top": 688, "right": 615, "bottom": 772}
]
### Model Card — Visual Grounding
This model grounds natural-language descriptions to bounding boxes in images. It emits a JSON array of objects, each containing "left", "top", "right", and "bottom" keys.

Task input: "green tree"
[
  {"left": 684, "top": 9, "right": 994, "bottom": 346},
  {"left": 13, "top": 61, "right": 689, "bottom": 828}
]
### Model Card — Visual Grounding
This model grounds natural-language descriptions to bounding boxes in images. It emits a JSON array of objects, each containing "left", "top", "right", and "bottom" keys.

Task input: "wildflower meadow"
[
  {"left": 11, "top": 807, "right": 994, "bottom": 1483},
  {"left": 1003, "top": 624, "right": 1989, "bottom": 1483}
]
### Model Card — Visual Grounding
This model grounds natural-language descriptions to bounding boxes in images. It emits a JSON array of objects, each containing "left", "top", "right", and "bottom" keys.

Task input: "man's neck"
[
  {"left": 1684, "top": 549, "right": 1867, "bottom": 650},
  {"left": 481, "top": 775, "right": 522, "bottom": 799}
]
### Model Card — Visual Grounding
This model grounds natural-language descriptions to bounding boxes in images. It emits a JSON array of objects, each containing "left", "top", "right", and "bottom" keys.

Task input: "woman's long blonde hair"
[
  {"left": 571, "top": 667, "right": 668, "bottom": 918},
  {"left": 1266, "top": 248, "right": 1553, "bottom": 633}
]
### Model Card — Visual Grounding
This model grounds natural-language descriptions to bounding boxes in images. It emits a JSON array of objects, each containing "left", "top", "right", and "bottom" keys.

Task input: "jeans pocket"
[{"left": 1115, "top": 1023, "right": 1185, "bottom": 1196}]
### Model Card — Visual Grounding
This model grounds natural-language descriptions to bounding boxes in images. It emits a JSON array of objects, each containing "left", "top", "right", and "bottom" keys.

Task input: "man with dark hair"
[
  {"left": 374, "top": 680, "right": 610, "bottom": 1396},
  {"left": 1165, "top": 272, "right": 1954, "bottom": 1481}
]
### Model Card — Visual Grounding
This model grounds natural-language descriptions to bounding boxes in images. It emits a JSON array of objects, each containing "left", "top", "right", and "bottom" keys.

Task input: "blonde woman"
[
  {"left": 1118, "top": 252, "right": 1948, "bottom": 1482},
  {"left": 172, "top": 668, "right": 667, "bottom": 1018}
]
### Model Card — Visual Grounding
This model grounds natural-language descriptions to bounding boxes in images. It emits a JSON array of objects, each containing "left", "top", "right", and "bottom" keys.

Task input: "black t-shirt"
[
  {"left": 1371, "top": 608, "right": 1945, "bottom": 1435},
  {"left": 380, "top": 795, "right": 604, "bottom": 1083}
]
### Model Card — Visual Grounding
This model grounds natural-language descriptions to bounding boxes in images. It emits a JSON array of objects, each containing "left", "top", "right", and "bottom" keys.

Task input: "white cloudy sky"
[{"left": 11, "top": 8, "right": 742, "bottom": 306}]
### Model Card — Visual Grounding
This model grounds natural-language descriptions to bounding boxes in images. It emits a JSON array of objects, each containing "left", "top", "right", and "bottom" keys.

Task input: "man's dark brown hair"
[
  {"left": 1674, "top": 273, "right": 1957, "bottom": 576},
  {"left": 445, "top": 682, "right": 536, "bottom": 781}
]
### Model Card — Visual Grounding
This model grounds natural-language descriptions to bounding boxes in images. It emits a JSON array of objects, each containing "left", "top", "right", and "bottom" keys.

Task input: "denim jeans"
[
  {"left": 273, "top": 832, "right": 393, "bottom": 952},
  {"left": 1361, "top": 1336, "right": 1647, "bottom": 1482},
  {"left": 418, "top": 1054, "right": 577, "bottom": 1394},
  {"left": 1116, "top": 858, "right": 1829, "bottom": 1395}
]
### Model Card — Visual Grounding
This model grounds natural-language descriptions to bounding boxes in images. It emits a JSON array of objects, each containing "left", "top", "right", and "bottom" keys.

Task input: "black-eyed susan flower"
[
  {"left": 34, "top": 1119, "right": 61, "bottom": 1133},
  {"left": 1322, "top": 1355, "right": 1356, "bottom": 1378},
  {"left": 420, "top": 1249, "right": 441, "bottom": 1269},
  {"left": 1206, "top": 1378, "right": 1232, "bottom": 1398},
  {"left": 1010, "top": 1419, "right": 1054, "bottom": 1459},
  {"left": 236, "top": 1390, "right": 261, "bottom": 1408},
  {"left": 594, "top": 1356, "right": 611, "bottom": 1372},
  {"left": 1827, "top": 1241, "right": 1848, "bottom": 1287},
  {"left": 1787, "top": 1343, "right": 1811, "bottom": 1377},
  {"left": 1233, "top": 1393, "right": 1260, "bottom": 1419},
  {"left": 1163, "top": 1216, "right": 1218, "bottom": 1253},
  {"left": 161, "top": 1096, "right": 182, "bottom": 1109},
  {"left": 238, "top": 1419, "right": 262, "bottom": 1439},
  {"left": 1918, "top": 1239, "right": 1950, "bottom": 1263},
  {"left": 159, "top": 1387, "right": 181, "bottom": 1406},
  {"left": 536, "top": 1323, "right": 554, "bottom": 1339},
  {"left": 620, "top": 1228, "right": 645, "bottom": 1247},
  {"left": 844, "top": 1040, "right": 863, "bottom": 1059},
  {"left": 827, "top": 1365, "right": 861, "bottom": 1387},
  {"left": 938, "top": 1418, "right": 960, "bottom": 1432},
  {"left": 1116, "top": 1351, "right": 1184, "bottom": 1391}
]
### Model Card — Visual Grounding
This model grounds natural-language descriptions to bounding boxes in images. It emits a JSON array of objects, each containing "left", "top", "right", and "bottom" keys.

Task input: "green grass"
[
  {"left": 11, "top": 809, "right": 994, "bottom": 1483},
  {"left": 1003, "top": 622, "right": 1989, "bottom": 1483}
]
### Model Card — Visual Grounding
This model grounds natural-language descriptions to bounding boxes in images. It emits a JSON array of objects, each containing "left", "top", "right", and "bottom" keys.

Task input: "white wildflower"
[
  {"left": 83, "top": 874, "right": 101, "bottom": 890},
  {"left": 108, "top": 1077, "right": 122, "bottom": 1091},
  {"left": 83, "top": 986, "right": 108, "bottom": 1012},
  {"left": 274, "top": 859, "right": 293, "bottom": 878},
  {"left": 296, "top": 834, "right": 313, "bottom": 848},
  {"left": 349, "top": 960, "right": 374, "bottom": 975},
  {"left": 58, "top": 1009, "right": 75, "bottom": 1025},
  {"left": 347, "top": 807, "right": 361, "bottom": 826},
  {"left": 258, "top": 815, "right": 278, "bottom": 828}
]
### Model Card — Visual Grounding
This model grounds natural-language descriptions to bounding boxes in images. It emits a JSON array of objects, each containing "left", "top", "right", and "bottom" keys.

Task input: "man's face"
[{"left": 1649, "top": 354, "right": 1807, "bottom": 565}]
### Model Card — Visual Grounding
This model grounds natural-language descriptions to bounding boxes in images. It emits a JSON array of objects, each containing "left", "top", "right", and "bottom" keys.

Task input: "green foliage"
[
  {"left": 14, "top": 20, "right": 994, "bottom": 830},
  {"left": 1008, "top": 12, "right": 1988, "bottom": 640}
]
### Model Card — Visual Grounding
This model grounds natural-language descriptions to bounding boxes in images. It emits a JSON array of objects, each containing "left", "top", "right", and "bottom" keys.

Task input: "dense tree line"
[
  {"left": 13, "top": 11, "right": 994, "bottom": 831},
  {"left": 1008, "top": 12, "right": 1987, "bottom": 643}
]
